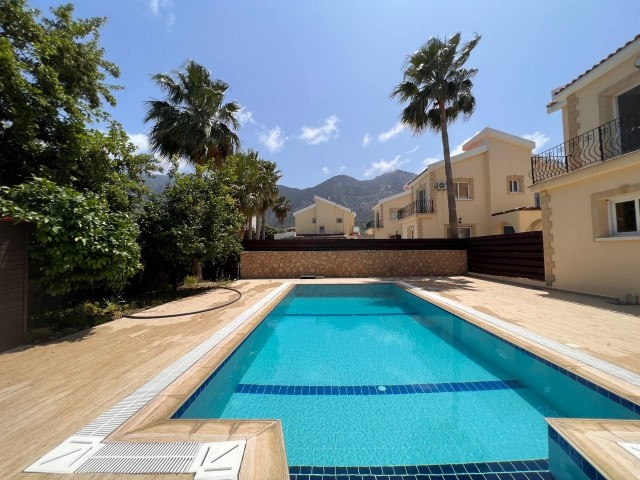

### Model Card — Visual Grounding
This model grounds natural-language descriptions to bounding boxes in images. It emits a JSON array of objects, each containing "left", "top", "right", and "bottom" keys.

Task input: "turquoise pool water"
[{"left": 174, "top": 284, "right": 639, "bottom": 467}]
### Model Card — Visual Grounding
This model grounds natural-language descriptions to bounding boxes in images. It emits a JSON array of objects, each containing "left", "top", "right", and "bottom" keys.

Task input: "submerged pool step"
[
  {"left": 289, "top": 458, "right": 552, "bottom": 480},
  {"left": 235, "top": 379, "right": 523, "bottom": 396}
]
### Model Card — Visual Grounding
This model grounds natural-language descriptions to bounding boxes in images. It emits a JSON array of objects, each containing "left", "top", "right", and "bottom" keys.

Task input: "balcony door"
[
  {"left": 417, "top": 189, "right": 426, "bottom": 213},
  {"left": 617, "top": 84, "right": 640, "bottom": 154}
]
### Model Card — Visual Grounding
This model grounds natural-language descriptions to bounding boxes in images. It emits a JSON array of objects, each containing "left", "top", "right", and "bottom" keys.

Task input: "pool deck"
[{"left": 1, "top": 276, "right": 640, "bottom": 479}]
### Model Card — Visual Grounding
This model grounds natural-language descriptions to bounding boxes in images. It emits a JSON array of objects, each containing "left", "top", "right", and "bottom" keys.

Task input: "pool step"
[{"left": 289, "top": 459, "right": 554, "bottom": 480}]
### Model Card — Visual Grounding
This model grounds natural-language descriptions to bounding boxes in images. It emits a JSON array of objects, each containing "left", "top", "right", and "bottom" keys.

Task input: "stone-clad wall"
[{"left": 240, "top": 250, "right": 467, "bottom": 278}]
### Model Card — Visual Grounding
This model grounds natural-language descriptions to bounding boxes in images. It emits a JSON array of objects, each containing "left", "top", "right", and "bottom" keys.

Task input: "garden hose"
[{"left": 123, "top": 286, "right": 242, "bottom": 319}]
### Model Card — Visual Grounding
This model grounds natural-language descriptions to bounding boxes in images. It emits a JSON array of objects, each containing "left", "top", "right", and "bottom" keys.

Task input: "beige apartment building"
[
  {"left": 371, "top": 190, "right": 412, "bottom": 239},
  {"left": 293, "top": 195, "right": 356, "bottom": 236},
  {"left": 530, "top": 35, "right": 640, "bottom": 300},
  {"left": 374, "top": 128, "right": 542, "bottom": 239}
]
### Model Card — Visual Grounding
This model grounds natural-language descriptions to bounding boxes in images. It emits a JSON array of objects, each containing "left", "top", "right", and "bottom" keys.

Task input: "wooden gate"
[
  {"left": 467, "top": 231, "right": 544, "bottom": 281},
  {"left": 0, "top": 220, "right": 29, "bottom": 351}
]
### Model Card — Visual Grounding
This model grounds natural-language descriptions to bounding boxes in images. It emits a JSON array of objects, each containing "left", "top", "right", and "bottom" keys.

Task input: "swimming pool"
[{"left": 173, "top": 284, "right": 639, "bottom": 473}]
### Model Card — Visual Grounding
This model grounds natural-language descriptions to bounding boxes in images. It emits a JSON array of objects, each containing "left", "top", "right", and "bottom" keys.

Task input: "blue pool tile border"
[
  {"left": 235, "top": 380, "right": 524, "bottom": 396},
  {"left": 289, "top": 458, "right": 552, "bottom": 479},
  {"left": 289, "top": 474, "right": 554, "bottom": 480},
  {"left": 173, "top": 283, "right": 640, "bottom": 419},
  {"left": 447, "top": 310, "right": 640, "bottom": 416},
  {"left": 548, "top": 426, "right": 603, "bottom": 480}
]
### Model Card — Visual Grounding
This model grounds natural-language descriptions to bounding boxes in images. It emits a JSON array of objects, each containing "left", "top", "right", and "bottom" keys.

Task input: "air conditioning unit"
[{"left": 436, "top": 181, "right": 446, "bottom": 190}]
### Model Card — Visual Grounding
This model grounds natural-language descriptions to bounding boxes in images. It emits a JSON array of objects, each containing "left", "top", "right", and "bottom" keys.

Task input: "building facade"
[
  {"left": 371, "top": 190, "right": 412, "bottom": 239},
  {"left": 530, "top": 35, "right": 640, "bottom": 300},
  {"left": 384, "top": 128, "right": 541, "bottom": 239},
  {"left": 293, "top": 195, "right": 356, "bottom": 236}
]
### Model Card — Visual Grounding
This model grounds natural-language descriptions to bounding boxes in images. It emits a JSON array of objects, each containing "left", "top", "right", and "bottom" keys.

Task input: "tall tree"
[
  {"left": 225, "top": 150, "right": 280, "bottom": 240},
  {"left": 144, "top": 60, "right": 241, "bottom": 167},
  {"left": 0, "top": 1, "right": 158, "bottom": 208},
  {"left": 391, "top": 33, "right": 480, "bottom": 238},
  {"left": 256, "top": 160, "right": 281, "bottom": 239},
  {"left": 138, "top": 169, "right": 244, "bottom": 291},
  {"left": 272, "top": 195, "right": 291, "bottom": 225}
]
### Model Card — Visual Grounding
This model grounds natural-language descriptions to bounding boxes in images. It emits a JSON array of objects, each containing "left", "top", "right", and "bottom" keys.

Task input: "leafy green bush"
[
  {"left": 0, "top": 178, "right": 142, "bottom": 296},
  {"left": 139, "top": 169, "right": 244, "bottom": 290},
  {"left": 183, "top": 275, "right": 199, "bottom": 287}
]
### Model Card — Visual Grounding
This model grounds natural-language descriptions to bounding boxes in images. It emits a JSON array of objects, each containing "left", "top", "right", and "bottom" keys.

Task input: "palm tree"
[
  {"left": 272, "top": 195, "right": 291, "bottom": 225},
  {"left": 144, "top": 60, "right": 241, "bottom": 167},
  {"left": 256, "top": 160, "right": 281, "bottom": 239},
  {"left": 227, "top": 150, "right": 260, "bottom": 239},
  {"left": 391, "top": 33, "right": 481, "bottom": 238}
]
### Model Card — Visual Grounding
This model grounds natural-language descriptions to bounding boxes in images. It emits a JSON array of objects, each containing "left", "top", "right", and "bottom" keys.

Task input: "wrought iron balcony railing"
[
  {"left": 397, "top": 199, "right": 435, "bottom": 220},
  {"left": 530, "top": 111, "right": 640, "bottom": 184}
]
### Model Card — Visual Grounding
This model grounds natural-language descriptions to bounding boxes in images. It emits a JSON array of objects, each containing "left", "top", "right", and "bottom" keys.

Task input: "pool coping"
[
  {"left": 117, "top": 279, "right": 640, "bottom": 476},
  {"left": 23, "top": 278, "right": 640, "bottom": 479}
]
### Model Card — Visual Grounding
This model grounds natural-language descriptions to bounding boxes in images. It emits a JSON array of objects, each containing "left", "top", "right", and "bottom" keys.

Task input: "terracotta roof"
[{"left": 547, "top": 34, "right": 640, "bottom": 107}]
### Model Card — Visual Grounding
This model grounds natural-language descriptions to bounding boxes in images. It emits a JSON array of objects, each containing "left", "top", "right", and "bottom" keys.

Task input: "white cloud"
[
  {"left": 149, "top": 0, "right": 171, "bottom": 15},
  {"left": 363, "top": 155, "right": 409, "bottom": 178},
  {"left": 321, "top": 166, "right": 329, "bottom": 175},
  {"left": 338, "top": 166, "right": 348, "bottom": 172},
  {"left": 149, "top": 0, "right": 160, "bottom": 14},
  {"left": 419, "top": 157, "right": 440, "bottom": 171},
  {"left": 128, "top": 133, "right": 149, "bottom": 153},
  {"left": 299, "top": 115, "right": 340, "bottom": 145},
  {"left": 259, "top": 126, "right": 285, "bottom": 153},
  {"left": 378, "top": 122, "right": 405, "bottom": 142},
  {"left": 149, "top": 0, "right": 175, "bottom": 28},
  {"left": 407, "top": 145, "right": 420, "bottom": 154},
  {"left": 166, "top": 12, "right": 176, "bottom": 28},
  {"left": 523, "top": 131, "right": 550, "bottom": 153},
  {"left": 237, "top": 107, "right": 256, "bottom": 127},
  {"left": 362, "top": 133, "right": 371, "bottom": 147},
  {"left": 447, "top": 132, "right": 481, "bottom": 156}
]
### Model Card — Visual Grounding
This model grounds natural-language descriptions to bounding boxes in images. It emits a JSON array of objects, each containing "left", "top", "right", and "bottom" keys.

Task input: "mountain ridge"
[
  {"left": 144, "top": 169, "right": 416, "bottom": 229},
  {"left": 272, "top": 170, "right": 415, "bottom": 228}
]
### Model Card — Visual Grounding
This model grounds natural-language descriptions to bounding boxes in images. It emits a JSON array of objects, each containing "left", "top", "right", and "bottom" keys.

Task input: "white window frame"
[
  {"left": 446, "top": 225, "right": 473, "bottom": 238},
  {"left": 508, "top": 179, "right": 521, "bottom": 193},
  {"left": 458, "top": 226, "right": 472, "bottom": 238},
  {"left": 390, "top": 209, "right": 399, "bottom": 221},
  {"left": 455, "top": 182, "right": 470, "bottom": 199},
  {"left": 608, "top": 194, "right": 640, "bottom": 236}
]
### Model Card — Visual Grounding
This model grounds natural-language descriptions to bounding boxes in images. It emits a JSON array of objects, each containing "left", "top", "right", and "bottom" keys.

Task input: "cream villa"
[
  {"left": 530, "top": 34, "right": 640, "bottom": 301},
  {"left": 373, "top": 128, "right": 542, "bottom": 239},
  {"left": 293, "top": 195, "right": 356, "bottom": 236},
  {"left": 370, "top": 190, "right": 412, "bottom": 238}
]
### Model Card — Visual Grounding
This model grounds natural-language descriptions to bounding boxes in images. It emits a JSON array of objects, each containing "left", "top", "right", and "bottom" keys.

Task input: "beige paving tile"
[{"left": 3, "top": 276, "right": 640, "bottom": 479}]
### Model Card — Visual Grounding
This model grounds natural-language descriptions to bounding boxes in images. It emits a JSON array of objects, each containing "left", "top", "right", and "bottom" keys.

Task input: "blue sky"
[{"left": 32, "top": 0, "right": 640, "bottom": 187}]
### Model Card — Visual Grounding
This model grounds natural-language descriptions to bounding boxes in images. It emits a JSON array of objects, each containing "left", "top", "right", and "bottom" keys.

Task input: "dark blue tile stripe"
[
  {"left": 281, "top": 312, "right": 423, "bottom": 317},
  {"left": 235, "top": 379, "right": 524, "bottom": 396},
  {"left": 289, "top": 458, "right": 552, "bottom": 479},
  {"left": 289, "top": 474, "right": 554, "bottom": 480},
  {"left": 172, "top": 285, "right": 640, "bottom": 419},
  {"left": 549, "top": 425, "right": 603, "bottom": 480}
]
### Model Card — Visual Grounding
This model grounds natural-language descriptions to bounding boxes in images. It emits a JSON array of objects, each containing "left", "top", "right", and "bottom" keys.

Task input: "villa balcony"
[
  {"left": 530, "top": 110, "right": 640, "bottom": 184},
  {"left": 397, "top": 199, "right": 435, "bottom": 220}
]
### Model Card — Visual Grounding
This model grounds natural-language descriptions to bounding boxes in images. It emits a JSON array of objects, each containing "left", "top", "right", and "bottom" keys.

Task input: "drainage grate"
[{"left": 77, "top": 442, "right": 200, "bottom": 474}]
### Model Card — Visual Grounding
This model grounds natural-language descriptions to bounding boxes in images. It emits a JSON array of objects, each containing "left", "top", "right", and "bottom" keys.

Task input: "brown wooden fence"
[
  {"left": 466, "top": 231, "right": 544, "bottom": 281},
  {"left": 0, "top": 220, "right": 29, "bottom": 352}
]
